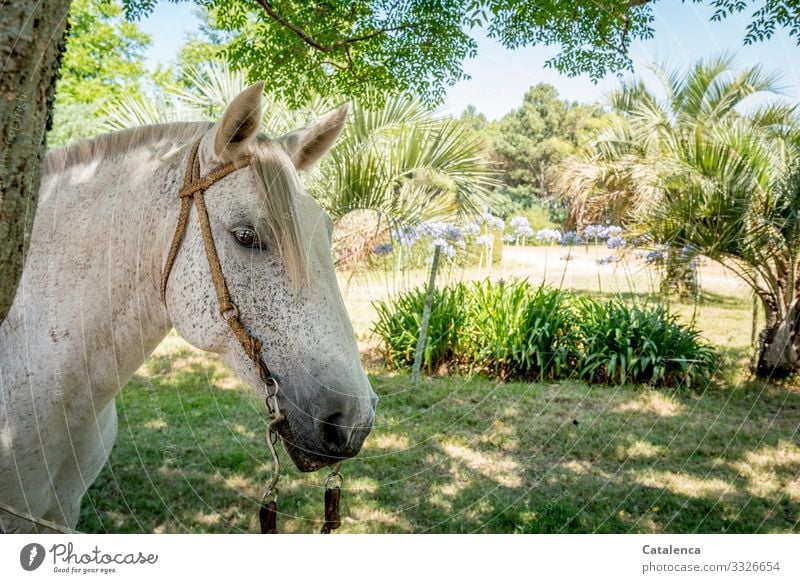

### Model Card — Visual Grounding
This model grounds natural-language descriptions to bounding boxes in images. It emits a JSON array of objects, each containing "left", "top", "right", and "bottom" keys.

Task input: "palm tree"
[
  {"left": 311, "top": 93, "right": 498, "bottom": 225},
  {"left": 642, "top": 125, "right": 800, "bottom": 375},
  {"left": 558, "top": 53, "right": 793, "bottom": 227},
  {"left": 557, "top": 54, "right": 800, "bottom": 376}
]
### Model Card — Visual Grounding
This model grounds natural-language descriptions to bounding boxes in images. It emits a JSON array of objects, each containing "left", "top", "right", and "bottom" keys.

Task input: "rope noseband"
[{"left": 160, "top": 141, "right": 270, "bottom": 382}]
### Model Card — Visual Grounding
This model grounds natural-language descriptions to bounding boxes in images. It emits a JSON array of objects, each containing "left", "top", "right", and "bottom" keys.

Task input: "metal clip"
[
  {"left": 220, "top": 303, "right": 240, "bottom": 322},
  {"left": 263, "top": 377, "right": 281, "bottom": 421},
  {"left": 325, "top": 462, "right": 344, "bottom": 490},
  {"left": 261, "top": 425, "right": 282, "bottom": 503}
]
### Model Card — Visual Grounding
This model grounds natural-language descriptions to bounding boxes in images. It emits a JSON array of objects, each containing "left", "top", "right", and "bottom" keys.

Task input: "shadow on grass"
[
  {"left": 79, "top": 363, "right": 800, "bottom": 534},
  {"left": 575, "top": 288, "right": 748, "bottom": 311}
]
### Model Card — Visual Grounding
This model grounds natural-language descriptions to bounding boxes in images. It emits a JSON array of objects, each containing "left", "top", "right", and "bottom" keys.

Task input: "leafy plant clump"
[
  {"left": 372, "top": 283, "right": 468, "bottom": 373},
  {"left": 460, "top": 280, "right": 578, "bottom": 380},
  {"left": 572, "top": 297, "right": 716, "bottom": 386},
  {"left": 372, "top": 279, "right": 716, "bottom": 387}
]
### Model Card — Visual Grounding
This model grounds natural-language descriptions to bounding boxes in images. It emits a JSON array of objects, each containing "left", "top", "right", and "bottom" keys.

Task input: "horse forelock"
[{"left": 249, "top": 137, "right": 309, "bottom": 290}]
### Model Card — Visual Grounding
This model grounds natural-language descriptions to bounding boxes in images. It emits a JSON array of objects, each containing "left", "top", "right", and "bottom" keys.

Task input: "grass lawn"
[{"left": 77, "top": 246, "right": 800, "bottom": 533}]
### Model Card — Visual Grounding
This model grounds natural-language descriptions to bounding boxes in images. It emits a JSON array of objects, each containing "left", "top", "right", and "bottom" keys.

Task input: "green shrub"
[
  {"left": 371, "top": 278, "right": 716, "bottom": 387},
  {"left": 574, "top": 298, "right": 715, "bottom": 386},
  {"left": 372, "top": 284, "right": 467, "bottom": 373},
  {"left": 462, "top": 280, "right": 577, "bottom": 380}
]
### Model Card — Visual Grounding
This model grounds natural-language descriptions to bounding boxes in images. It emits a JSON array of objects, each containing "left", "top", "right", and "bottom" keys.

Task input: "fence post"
[{"left": 412, "top": 244, "right": 442, "bottom": 388}]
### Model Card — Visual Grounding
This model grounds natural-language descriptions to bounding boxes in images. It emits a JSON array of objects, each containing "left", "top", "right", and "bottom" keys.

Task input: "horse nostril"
[{"left": 321, "top": 413, "right": 349, "bottom": 452}]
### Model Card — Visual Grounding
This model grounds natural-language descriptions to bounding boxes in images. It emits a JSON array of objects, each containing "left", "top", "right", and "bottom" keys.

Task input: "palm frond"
[{"left": 315, "top": 96, "right": 499, "bottom": 226}]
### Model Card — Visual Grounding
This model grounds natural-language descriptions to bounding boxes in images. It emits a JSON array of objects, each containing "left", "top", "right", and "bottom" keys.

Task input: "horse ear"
[
  {"left": 280, "top": 104, "right": 349, "bottom": 172},
  {"left": 214, "top": 82, "right": 264, "bottom": 160}
]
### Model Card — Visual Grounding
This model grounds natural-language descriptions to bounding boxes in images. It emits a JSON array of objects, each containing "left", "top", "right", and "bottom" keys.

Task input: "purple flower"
[
  {"left": 596, "top": 254, "right": 620, "bottom": 265},
  {"left": 536, "top": 228, "right": 562, "bottom": 244},
  {"left": 373, "top": 243, "right": 393, "bottom": 256},
  {"left": 516, "top": 225, "right": 534, "bottom": 238},
  {"left": 583, "top": 224, "right": 604, "bottom": 240},
  {"left": 560, "top": 231, "right": 583, "bottom": 246},
  {"left": 446, "top": 224, "right": 463, "bottom": 241},
  {"left": 607, "top": 235, "right": 626, "bottom": 249},
  {"left": 431, "top": 239, "right": 456, "bottom": 258},
  {"left": 394, "top": 225, "right": 418, "bottom": 246},
  {"left": 483, "top": 214, "right": 505, "bottom": 231},
  {"left": 462, "top": 222, "right": 481, "bottom": 236},
  {"left": 420, "top": 222, "right": 447, "bottom": 239},
  {"left": 645, "top": 249, "right": 665, "bottom": 264},
  {"left": 509, "top": 216, "right": 530, "bottom": 229}
]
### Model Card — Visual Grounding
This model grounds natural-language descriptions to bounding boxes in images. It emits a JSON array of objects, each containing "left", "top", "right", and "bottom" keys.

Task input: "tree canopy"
[
  {"left": 119, "top": 0, "right": 800, "bottom": 107},
  {"left": 48, "top": 0, "right": 151, "bottom": 147},
  {"left": 491, "top": 84, "right": 602, "bottom": 209}
]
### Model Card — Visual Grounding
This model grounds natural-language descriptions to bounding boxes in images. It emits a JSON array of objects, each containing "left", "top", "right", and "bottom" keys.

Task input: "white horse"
[{"left": 0, "top": 83, "right": 377, "bottom": 533}]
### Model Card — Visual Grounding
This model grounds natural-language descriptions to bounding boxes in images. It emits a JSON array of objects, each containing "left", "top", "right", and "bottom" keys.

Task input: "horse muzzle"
[{"left": 276, "top": 404, "right": 375, "bottom": 472}]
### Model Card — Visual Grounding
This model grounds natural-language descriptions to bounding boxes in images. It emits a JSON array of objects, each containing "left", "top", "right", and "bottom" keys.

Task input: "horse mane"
[
  {"left": 43, "top": 122, "right": 308, "bottom": 288},
  {"left": 43, "top": 122, "right": 214, "bottom": 176}
]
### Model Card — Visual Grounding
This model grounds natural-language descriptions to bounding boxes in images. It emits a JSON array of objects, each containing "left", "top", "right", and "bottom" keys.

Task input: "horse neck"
[{"left": 3, "top": 138, "right": 190, "bottom": 406}]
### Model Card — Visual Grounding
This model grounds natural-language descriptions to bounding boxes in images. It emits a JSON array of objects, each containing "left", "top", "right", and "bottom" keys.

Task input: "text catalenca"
[{"left": 642, "top": 544, "right": 700, "bottom": 555}]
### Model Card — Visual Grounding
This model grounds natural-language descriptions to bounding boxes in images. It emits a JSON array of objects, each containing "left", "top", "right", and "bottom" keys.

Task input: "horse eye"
[{"left": 232, "top": 227, "right": 261, "bottom": 249}]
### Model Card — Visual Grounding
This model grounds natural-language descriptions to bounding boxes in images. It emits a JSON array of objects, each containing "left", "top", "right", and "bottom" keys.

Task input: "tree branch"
[
  {"left": 253, "top": 0, "right": 332, "bottom": 52},
  {"left": 252, "top": 0, "right": 419, "bottom": 54}
]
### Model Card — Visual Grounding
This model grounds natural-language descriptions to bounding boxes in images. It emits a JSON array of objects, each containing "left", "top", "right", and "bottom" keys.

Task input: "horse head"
[{"left": 163, "top": 83, "right": 377, "bottom": 471}]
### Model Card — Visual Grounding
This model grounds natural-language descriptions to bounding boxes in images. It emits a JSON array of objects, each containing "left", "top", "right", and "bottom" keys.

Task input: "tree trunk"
[
  {"left": 755, "top": 298, "right": 800, "bottom": 377},
  {"left": 0, "top": 0, "right": 71, "bottom": 324}
]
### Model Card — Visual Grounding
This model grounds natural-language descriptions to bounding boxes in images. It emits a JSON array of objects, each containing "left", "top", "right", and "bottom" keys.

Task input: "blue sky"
[{"left": 139, "top": 1, "right": 800, "bottom": 120}]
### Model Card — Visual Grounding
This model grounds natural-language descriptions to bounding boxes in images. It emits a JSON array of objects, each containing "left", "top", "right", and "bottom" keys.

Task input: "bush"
[
  {"left": 372, "top": 284, "right": 467, "bottom": 373},
  {"left": 372, "top": 278, "right": 716, "bottom": 387},
  {"left": 573, "top": 298, "right": 715, "bottom": 386},
  {"left": 462, "top": 280, "right": 577, "bottom": 380}
]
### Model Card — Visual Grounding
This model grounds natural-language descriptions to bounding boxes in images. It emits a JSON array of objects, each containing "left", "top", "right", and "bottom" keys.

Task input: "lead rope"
[
  {"left": 162, "top": 140, "right": 342, "bottom": 534},
  {"left": 320, "top": 463, "right": 343, "bottom": 534}
]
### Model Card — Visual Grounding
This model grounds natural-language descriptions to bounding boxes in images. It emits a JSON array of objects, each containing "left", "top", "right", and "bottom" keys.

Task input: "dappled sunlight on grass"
[
  {"left": 138, "top": 335, "right": 247, "bottom": 391},
  {"left": 345, "top": 476, "right": 381, "bottom": 494},
  {"left": 143, "top": 419, "right": 167, "bottom": 430},
  {"left": 218, "top": 474, "right": 259, "bottom": 497},
  {"left": 614, "top": 391, "right": 685, "bottom": 417},
  {"left": 612, "top": 439, "right": 664, "bottom": 461},
  {"left": 78, "top": 363, "right": 800, "bottom": 533},
  {"left": 192, "top": 511, "right": 224, "bottom": 527},
  {"left": 441, "top": 440, "right": 523, "bottom": 488},
  {"left": 635, "top": 470, "right": 738, "bottom": 499},
  {"left": 732, "top": 442, "right": 800, "bottom": 500},
  {"left": 76, "top": 246, "right": 800, "bottom": 533},
  {"left": 479, "top": 419, "right": 519, "bottom": 451},
  {"left": 345, "top": 504, "right": 413, "bottom": 531},
  {"left": 558, "top": 460, "right": 615, "bottom": 484},
  {"left": 364, "top": 433, "right": 410, "bottom": 451}
]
